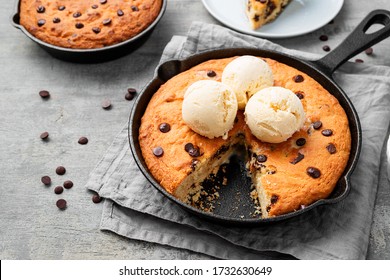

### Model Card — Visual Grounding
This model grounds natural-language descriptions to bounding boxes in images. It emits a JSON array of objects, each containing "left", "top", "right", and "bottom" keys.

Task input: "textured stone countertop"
[{"left": 0, "top": 0, "right": 389, "bottom": 259}]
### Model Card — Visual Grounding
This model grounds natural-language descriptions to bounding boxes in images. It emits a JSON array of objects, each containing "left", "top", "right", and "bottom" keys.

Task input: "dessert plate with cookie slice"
[
  {"left": 130, "top": 10, "right": 390, "bottom": 224},
  {"left": 202, "top": 0, "right": 344, "bottom": 38}
]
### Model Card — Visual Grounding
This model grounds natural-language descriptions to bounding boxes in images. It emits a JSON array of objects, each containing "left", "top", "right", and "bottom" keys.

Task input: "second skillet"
[{"left": 130, "top": 10, "right": 390, "bottom": 225}]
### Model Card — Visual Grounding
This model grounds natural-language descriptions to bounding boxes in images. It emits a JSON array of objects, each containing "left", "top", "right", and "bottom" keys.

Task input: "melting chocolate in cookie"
[
  {"left": 326, "top": 143, "right": 337, "bottom": 154},
  {"left": 153, "top": 147, "right": 164, "bottom": 157},
  {"left": 58, "top": 6, "right": 66, "bottom": 11},
  {"left": 256, "top": 154, "right": 267, "bottom": 163},
  {"left": 295, "top": 91, "right": 304, "bottom": 99},
  {"left": 37, "top": 6, "right": 45, "bottom": 13},
  {"left": 117, "top": 10, "right": 124, "bottom": 16},
  {"left": 184, "top": 143, "right": 202, "bottom": 157},
  {"left": 207, "top": 70, "right": 216, "bottom": 77},
  {"left": 37, "top": 19, "right": 46, "bottom": 27},
  {"left": 296, "top": 138, "right": 306, "bottom": 146},
  {"left": 270, "top": 194, "right": 278, "bottom": 204},
  {"left": 75, "top": 23, "right": 84, "bottom": 29},
  {"left": 290, "top": 152, "right": 304, "bottom": 165},
  {"left": 307, "top": 167, "right": 321, "bottom": 178},
  {"left": 92, "top": 27, "right": 101, "bottom": 34},
  {"left": 312, "top": 121, "right": 322, "bottom": 130},
  {"left": 321, "top": 129, "right": 333, "bottom": 137},
  {"left": 159, "top": 123, "right": 171, "bottom": 133},
  {"left": 102, "top": 19, "right": 112, "bottom": 25},
  {"left": 293, "top": 75, "right": 304, "bottom": 83}
]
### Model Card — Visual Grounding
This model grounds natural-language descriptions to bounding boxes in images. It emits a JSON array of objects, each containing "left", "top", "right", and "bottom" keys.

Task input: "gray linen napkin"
[{"left": 86, "top": 22, "right": 390, "bottom": 260}]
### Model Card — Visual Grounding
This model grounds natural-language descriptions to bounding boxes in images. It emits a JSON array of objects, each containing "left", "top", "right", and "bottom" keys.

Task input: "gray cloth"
[{"left": 86, "top": 22, "right": 390, "bottom": 260}]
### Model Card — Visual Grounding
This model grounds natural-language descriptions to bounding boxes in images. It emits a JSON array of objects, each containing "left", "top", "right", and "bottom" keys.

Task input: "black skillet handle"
[{"left": 313, "top": 9, "right": 390, "bottom": 76}]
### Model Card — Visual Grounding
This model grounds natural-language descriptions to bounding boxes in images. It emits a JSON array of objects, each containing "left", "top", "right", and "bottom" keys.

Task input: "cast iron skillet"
[
  {"left": 130, "top": 10, "right": 390, "bottom": 225},
  {"left": 10, "top": 0, "right": 167, "bottom": 63}
]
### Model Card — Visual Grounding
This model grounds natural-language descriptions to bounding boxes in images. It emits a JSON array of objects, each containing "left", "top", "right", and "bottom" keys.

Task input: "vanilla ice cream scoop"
[
  {"left": 245, "top": 87, "right": 305, "bottom": 143},
  {"left": 182, "top": 80, "right": 238, "bottom": 139},
  {"left": 222, "top": 55, "right": 274, "bottom": 110}
]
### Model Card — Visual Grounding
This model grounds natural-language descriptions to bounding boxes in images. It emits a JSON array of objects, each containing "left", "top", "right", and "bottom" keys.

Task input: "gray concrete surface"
[{"left": 0, "top": 0, "right": 389, "bottom": 259}]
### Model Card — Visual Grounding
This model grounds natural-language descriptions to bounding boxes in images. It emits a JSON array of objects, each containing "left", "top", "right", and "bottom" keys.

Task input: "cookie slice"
[{"left": 246, "top": 0, "right": 292, "bottom": 30}]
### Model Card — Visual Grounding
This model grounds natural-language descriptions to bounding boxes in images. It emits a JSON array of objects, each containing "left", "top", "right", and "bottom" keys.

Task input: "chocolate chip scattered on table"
[
  {"left": 63, "top": 180, "right": 74, "bottom": 189},
  {"left": 56, "top": 166, "right": 66, "bottom": 175},
  {"left": 39, "top": 90, "right": 50, "bottom": 99},
  {"left": 78, "top": 137, "right": 88, "bottom": 145},
  {"left": 56, "top": 199, "right": 67, "bottom": 210},
  {"left": 41, "top": 176, "right": 51, "bottom": 186}
]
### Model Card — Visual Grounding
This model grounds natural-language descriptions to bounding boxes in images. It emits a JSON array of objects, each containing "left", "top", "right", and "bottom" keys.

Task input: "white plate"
[{"left": 201, "top": 0, "right": 344, "bottom": 38}]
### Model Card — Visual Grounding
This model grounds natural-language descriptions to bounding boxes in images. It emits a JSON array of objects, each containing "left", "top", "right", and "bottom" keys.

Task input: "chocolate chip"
[
  {"left": 91, "top": 4, "right": 98, "bottom": 9},
  {"left": 312, "top": 121, "right": 322, "bottom": 130},
  {"left": 184, "top": 143, "right": 194, "bottom": 152},
  {"left": 290, "top": 153, "right": 304, "bottom": 165},
  {"left": 73, "top": 12, "right": 82, "bottom": 18},
  {"left": 58, "top": 6, "right": 66, "bottom": 11},
  {"left": 101, "top": 99, "right": 111, "bottom": 110},
  {"left": 56, "top": 199, "right": 67, "bottom": 209},
  {"left": 53, "top": 17, "right": 61, "bottom": 23},
  {"left": 259, "top": 0, "right": 267, "bottom": 3},
  {"left": 256, "top": 154, "right": 267, "bottom": 163},
  {"left": 54, "top": 186, "right": 64, "bottom": 194},
  {"left": 266, "top": 205, "right": 271, "bottom": 212},
  {"left": 365, "top": 47, "right": 373, "bottom": 55},
  {"left": 307, "top": 167, "right": 321, "bottom": 178},
  {"left": 131, "top": 6, "right": 139, "bottom": 11},
  {"left": 355, "top": 58, "right": 364, "bottom": 63},
  {"left": 270, "top": 195, "right": 278, "bottom": 204},
  {"left": 75, "top": 23, "right": 84, "bottom": 29},
  {"left": 41, "top": 176, "right": 51, "bottom": 185},
  {"left": 127, "top": 88, "right": 137, "bottom": 94},
  {"left": 326, "top": 143, "right": 337, "bottom": 154},
  {"left": 125, "top": 88, "right": 137, "bottom": 100},
  {"left": 207, "top": 70, "right": 216, "bottom": 77},
  {"left": 159, "top": 123, "right": 171, "bottom": 133},
  {"left": 319, "top": 35, "right": 328, "bottom": 41},
  {"left": 63, "top": 180, "right": 74, "bottom": 189},
  {"left": 322, "top": 45, "right": 331, "bottom": 52},
  {"left": 37, "top": 5, "right": 45, "bottom": 13},
  {"left": 92, "top": 194, "right": 102, "bottom": 203},
  {"left": 296, "top": 138, "right": 306, "bottom": 146},
  {"left": 92, "top": 27, "right": 101, "bottom": 34},
  {"left": 100, "top": 0, "right": 107, "bottom": 4},
  {"left": 295, "top": 91, "right": 304, "bottom": 99},
  {"left": 40, "top": 131, "right": 49, "bottom": 140},
  {"left": 117, "top": 9, "right": 124, "bottom": 16},
  {"left": 102, "top": 19, "right": 111, "bottom": 25},
  {"left": 56, "top": 166, "right": 66, "bottom": 175},
  {"left": 293, "top": 75, "right": 304, "bottom": 83},
  {"left": 153, "top": 146, "right": 164, "bottom": 157},
  {"left": 78, "top": 137, "right": 88, "bottom": 145},
  {"left": 321, "top": 129, "right": 333, "bottom": 137},
  {"left": 37, "top": 19, "right": 46, "bottom": 27},
  {"left": 188, "top": 146, "right": 201, "bottom": 157},
  {"left": 190, "top": 159, "right": 199, "bottom": 171},
  {"left": 253, "top": 14, "right": 260, "bottom": 22},
  {"left": 39, "top": 90, "right": 50, "bottom": 98}
]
